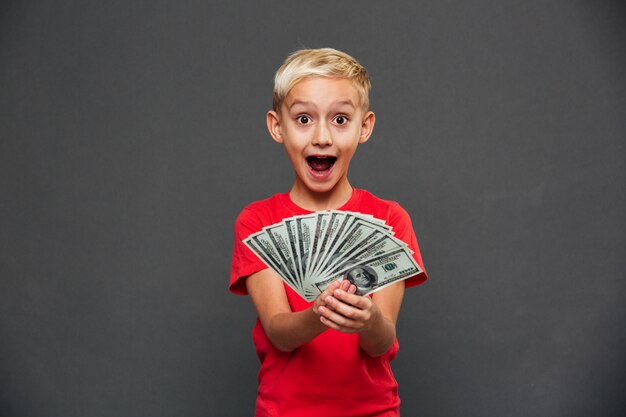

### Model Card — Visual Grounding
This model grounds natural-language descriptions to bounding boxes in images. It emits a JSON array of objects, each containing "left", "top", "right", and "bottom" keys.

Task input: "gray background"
[{"left": 1, "top": 1, "right": 624, "bottom": 416}]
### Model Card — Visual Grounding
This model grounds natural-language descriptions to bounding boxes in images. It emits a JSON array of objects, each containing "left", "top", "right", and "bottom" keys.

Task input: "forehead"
[{"left": 284, "top": 77, "right": 361, "bottom": 109}]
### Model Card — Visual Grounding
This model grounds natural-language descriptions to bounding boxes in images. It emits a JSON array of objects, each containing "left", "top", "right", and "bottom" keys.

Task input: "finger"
[
  {"left": 325, "top": 280, "right": 341, "bottom": 294},
  {"left": 314, "top": 282, "right": 340, "bottom": 313},
  {"left": 316, "top": 280, "right": 353, "bottom": 312},
  {"left": 322, "top": 296, "right": 367, "bottom": 322},
  {"left": 321, "top": 294, "right": 338, "bottom": 311},
  {"left": 318, "top": 306, "right": 360, "bottom": 330},
  {"left": 319, "top": 315, "right": 357, "bottom": 334},
  {"left": 317, "top": 281, "right": 341, "bottom": 304},
  {"left": 327, "top": 280, "right": 344, "bottom": 295},
  {"left": 333, "top": 288, "right": 372, "bottom": 310}
]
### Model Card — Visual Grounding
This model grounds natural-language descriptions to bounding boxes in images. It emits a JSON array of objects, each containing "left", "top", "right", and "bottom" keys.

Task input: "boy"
[{"left": 230, "top": 48, "right": 427, "bottom": 417}]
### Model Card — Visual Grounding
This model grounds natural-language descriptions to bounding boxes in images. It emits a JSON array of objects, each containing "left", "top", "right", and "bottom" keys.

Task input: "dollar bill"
[
  {"left": 263, "top": 222, "right": 301, "bottom": 287},
  {"left": 317, "top": 231, "right": 410, "bottom": 280},
  {"left": 243, "top": 211, "right": 422, "bottom": 301},
  {"left": 293, "top": 213, "right": 317, "bottom": 282},
  {"left": 305, "top": 211, "right": 349, "bottom": 282},
  {"left": 244, "top": 232, "right": 302, "bottom": 292},
  {"left": 312, "top": 247, "right": 422, "bottom": 296},
  {"left": 308, "top": 217, "right": 390, "bottom": 281},
  {"left": 305, "top": 211, "right": 333, "bottom": 282}
]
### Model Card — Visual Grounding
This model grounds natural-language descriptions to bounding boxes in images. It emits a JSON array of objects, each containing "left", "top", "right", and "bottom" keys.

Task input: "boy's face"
[{"left": 267, "top": 77, "right": 375, "bottom": 197}]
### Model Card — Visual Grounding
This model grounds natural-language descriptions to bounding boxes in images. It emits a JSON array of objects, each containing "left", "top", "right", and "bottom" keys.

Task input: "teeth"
[
  {"left": 307, "top": 156, "right": 336, "bottom": 160},
  {"left": 307, "top": 156, "right": 336, "bottom": 172}
]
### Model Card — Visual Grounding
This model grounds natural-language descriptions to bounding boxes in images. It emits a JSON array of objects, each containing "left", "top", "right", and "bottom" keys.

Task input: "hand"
[
  {"left": 312, "top": 279, "right": 353, "bottom": 315},
  {"left": 317, "top": 283, "right": 381, "bottom": 334}
]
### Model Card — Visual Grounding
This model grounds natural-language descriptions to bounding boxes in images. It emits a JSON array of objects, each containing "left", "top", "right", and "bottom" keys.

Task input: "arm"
[
  {"left": 246, "top": 268, "right": 351, "bottom": 352},
  {"left": 317, "top": 281, "right": 405, "bottom": 357}
]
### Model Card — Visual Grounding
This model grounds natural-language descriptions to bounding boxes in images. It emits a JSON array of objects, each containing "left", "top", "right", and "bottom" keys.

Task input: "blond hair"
[{"left": 272, "top": 48, "right": 371, "bottom": 111}]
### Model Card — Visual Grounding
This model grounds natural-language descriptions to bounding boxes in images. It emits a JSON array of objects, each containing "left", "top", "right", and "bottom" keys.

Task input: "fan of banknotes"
[{"left": 244, "top": 210, "right": 423, "bottom": 301}]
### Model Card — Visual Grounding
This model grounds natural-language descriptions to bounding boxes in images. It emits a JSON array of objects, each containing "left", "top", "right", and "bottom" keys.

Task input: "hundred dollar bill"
[
  {"left": 326, "top": 212, "right": 392, "bottom": 256},
  {"left": 312, "top": 247, "right": 423, "bottom": 296},
  {"left": 304, "top": 211, "right": 348, "bottom": 282},
  {"left": 263, "top": 222, "right": 301, "bottom": 287},
  {"left": 311, "top": 228, "right": 384, "bottom": 282},
  {"left": 282, "top": 217, "right": 305, "bottom": 286},
  {"left": 293, "top": 213, "right": 319, "bottom": 282},
  {"left": 308, "top": 218, "right": 390, "bottom": 282},
  {"left": 243, "top": 211, "right": 421, "bottom": 302},
  {"left": 317, "top": 231, "right": 410, "bottom": 280},
  {"left": 306, "top": 211, "right": 353, "bottom": 281},
  {"left": 244, "top": 232, "right": 302, "bottom": 292},
  {"left": 305, "top": 211, "right": 333, "bottom": 281}
]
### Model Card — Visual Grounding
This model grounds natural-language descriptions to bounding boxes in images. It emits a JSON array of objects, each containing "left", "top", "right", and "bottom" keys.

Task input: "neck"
[{"left": 289, "top": 179, "right": 353, "bottom": 211}]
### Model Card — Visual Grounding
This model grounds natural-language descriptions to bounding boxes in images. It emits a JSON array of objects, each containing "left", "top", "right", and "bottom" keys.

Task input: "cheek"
[
  {"left": 336, "top": 129, "right": 363, "bottom": 150},
  {"left": 284, "top": 146, "right": 304, "bottom": 163},
  {"left": 338, "top": 142, "right": 360, "bottom": 160}
]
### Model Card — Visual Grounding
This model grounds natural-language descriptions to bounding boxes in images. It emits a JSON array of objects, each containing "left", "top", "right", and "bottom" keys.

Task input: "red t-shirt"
[{"left": 230, "top": 189, "right": 427, "bottom": 417}]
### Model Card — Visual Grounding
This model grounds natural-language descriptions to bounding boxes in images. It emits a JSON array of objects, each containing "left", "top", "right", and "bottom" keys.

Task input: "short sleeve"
[
  {"left": 230, "top": 208, "right": 268, "bottom": 295},
  {"left": 387, "top": 203, "right": 428, "bottom": 288}
]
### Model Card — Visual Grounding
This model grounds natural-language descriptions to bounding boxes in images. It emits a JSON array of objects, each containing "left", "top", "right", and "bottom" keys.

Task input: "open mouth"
[{"left": 306, "top": 155, "right": 337, "bottom": 172}]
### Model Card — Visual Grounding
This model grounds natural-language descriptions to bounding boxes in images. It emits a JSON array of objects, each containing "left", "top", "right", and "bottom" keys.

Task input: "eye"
[
  {"left": 333, "top": 115, "right": 348, "bottom": 125},
  {"left": 296, "top": 115, "right": 311, "bottom": 125}
]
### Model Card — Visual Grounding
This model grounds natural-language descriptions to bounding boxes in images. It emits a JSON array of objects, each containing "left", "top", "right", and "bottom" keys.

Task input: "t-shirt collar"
[{"left": 280, "top": 188, "right": 362, "bottom": 213}]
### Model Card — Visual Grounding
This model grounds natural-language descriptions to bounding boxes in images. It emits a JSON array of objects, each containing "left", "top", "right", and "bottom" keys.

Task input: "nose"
[{"left": 311, "top": 121, "right": 332, "bottom": 146}]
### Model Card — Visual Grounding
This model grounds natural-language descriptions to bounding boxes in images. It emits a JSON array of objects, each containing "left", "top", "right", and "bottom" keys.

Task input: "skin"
[{"left": 246, "top": 76, "right": 405, "bottom": 357}]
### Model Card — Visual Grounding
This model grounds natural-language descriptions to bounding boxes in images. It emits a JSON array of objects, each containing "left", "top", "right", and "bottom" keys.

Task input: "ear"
[
  {"left": 358, "top": 111, "right": 375, "bottom": 144},
  {"left": 266, "top": 110, "right": 284, "bottom": 144}
]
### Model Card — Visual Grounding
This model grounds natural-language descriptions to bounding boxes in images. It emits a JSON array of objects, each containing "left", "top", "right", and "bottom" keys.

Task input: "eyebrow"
[
  {"left": 288, "top": 100, "right": 310, "bottom": 109},
  {"left": 288, "top": 99, "right": 356, "bottom": 109}
]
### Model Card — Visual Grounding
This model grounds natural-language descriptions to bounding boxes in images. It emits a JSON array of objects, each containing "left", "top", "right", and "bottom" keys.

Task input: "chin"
[{"left": 306, "top": 182, "right": 339, "bottom": 195}]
